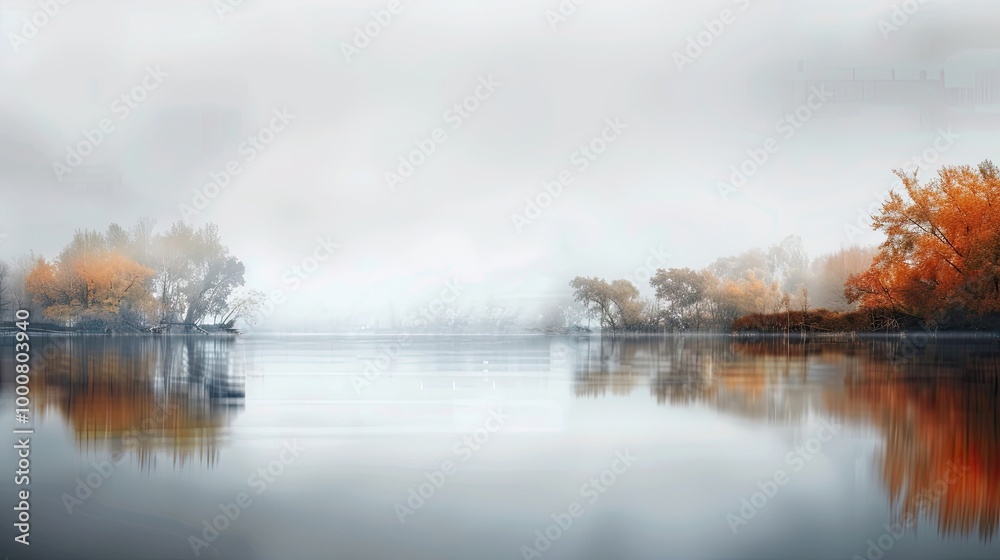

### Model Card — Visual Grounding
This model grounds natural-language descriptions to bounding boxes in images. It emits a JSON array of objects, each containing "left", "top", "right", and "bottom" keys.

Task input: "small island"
[{"left": 0, "top": 220, "right": 256, "bottom": 334}]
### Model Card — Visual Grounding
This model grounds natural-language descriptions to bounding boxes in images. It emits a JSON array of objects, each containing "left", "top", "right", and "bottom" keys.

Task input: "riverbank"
[{"left": 0, "top": 322, "right": 240, "bottom": 335}]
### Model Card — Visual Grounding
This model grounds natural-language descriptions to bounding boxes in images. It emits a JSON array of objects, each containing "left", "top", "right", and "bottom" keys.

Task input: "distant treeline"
[
  {"left": 568, "top": 160, "right": 1000, "bottom": 333},
  {"left": 566, "top": 242, "right": 875, "bottom": 333},
  {"left": 4, "top": 161, "right": 999, "bottom": 334}
]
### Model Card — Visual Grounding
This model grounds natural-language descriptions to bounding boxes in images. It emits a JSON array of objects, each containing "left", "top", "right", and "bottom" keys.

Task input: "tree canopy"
[
  {"left": 569, "top": 276, "right": 648, "bottom": 331},
  {"left": 20, "top": 220, "right": 253, "bottom": 331},
  {"left": 846, "top": 160, "right": 1000, "bottom": 327},
  {"left": 565, "top": 234, "right": 880, "bottom": 333}
]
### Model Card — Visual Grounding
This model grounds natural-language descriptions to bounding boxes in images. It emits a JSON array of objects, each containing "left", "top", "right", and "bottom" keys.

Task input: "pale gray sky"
[{"left": 1, "top": 0, "right": 999, "bottom": 327}]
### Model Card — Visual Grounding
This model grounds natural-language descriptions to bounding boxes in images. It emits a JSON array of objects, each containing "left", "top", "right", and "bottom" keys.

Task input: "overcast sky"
[{"left": 1, "top": 0, "right": 999, "bottom": 327}]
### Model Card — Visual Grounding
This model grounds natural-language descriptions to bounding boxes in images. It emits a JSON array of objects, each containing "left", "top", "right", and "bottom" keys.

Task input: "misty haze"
[{"left": 1, "top": 1, "right": 1000, "bottom": 559}]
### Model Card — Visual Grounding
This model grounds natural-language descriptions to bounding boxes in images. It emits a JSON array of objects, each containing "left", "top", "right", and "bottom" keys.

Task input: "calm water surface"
[{"left": 1, "top": 334, "right": 998, "bottom": 560}]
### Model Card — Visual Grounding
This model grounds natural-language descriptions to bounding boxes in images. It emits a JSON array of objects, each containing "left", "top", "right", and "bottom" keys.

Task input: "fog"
[{"left": 1, "top": 0, "right": 999, "bottom": 329}]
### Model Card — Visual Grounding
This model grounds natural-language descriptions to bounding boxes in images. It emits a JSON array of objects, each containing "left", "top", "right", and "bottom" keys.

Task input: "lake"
[{"left": 1, "top": 334, "right": 998, "bottom": 560}]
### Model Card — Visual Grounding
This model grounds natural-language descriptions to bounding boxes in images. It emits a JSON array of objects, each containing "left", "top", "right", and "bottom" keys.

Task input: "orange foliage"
[
  {"left": 26, "top": 249, "right": 155, "bottom": 323},
  {"left": 847, "top": 161, "right": 1000, "bottom": 324}
]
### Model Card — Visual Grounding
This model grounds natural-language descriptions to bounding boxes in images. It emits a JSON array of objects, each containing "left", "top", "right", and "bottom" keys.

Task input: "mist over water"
[
  {"left": 3, "top": 1, "right": 1000, "bottom": 559},
  {"left": 3, "top": 0, "right": 1000, "bottom": 328},
  {"left": 2, "top": 334, "right": 997, "bottom": 559}
]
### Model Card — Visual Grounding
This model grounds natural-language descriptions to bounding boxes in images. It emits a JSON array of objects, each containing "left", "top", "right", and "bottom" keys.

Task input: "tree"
[
  {"left": 607, "top": 279, "right": 646, "bottom": 330},
  {"left": 768, "top": 235, "right": 810, "bottom": 293},
  {"left": 708, "top": 247, "right": 771, "bottom": 283},
  {"left": 650, "top": 267, "right": 710, "bottom": 330},
  {"left": 75, "top": 250, "right": 156, "bottom": 320},
  {"left": 0, "top": 260, "right": 11, "bottom": 321},
  {"left": 216, "top": 287, "right": 265, "bottom": 329},
  {"left": 20, "top": 220, "right": 250, "bottom": 330},
  {"left": 26, "top": 247, "right": 155, "bottom": 326},
  {"left": 151, "top": 222, "right": 246, "bottom": 326},
  {"left": 569, "top": 277, "right": 646, "bottom": 332},
  {"left": 807, "top": 246, "right": 877, "bottom": 311},
  {"left": 8, "top": 253, "right": 39, "bottom": 318},
  {"left": 560, "top": 302, "right": 592, "bottom": 330},
  {"left": 570, "top": 276, "right": 621, "bottom": 331},
  {"left": 704, "top": 271, "right": 783, "bottom": 327},
  {"left": 846, "top": 161, "right": 1000, "bottom": 326}
]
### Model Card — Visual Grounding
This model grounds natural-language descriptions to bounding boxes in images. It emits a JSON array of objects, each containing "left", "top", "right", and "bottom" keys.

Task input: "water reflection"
[
  {"left": 30, "top": 336, "right": 244, "bottom": 470},
  {"left": 8, "top": 333, "right": 997, "bottom": 557},
  {"left": 571, "top": 335, "right": 1000, "bottom": 542},
  {"left": 836, "top": 341, "right": 1000, "bottom": 542}
]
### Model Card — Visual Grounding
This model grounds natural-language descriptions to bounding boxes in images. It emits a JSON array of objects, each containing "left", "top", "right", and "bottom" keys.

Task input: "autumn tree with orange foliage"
[
  {"left": 846, "top": 160, "right": 1000, "bottom": 328},
  {"left": 26, "top": 236, "right": 156, "bottom": 327},
  {"left": 22, "top": 220, "right": 253, "bottom": 331}
]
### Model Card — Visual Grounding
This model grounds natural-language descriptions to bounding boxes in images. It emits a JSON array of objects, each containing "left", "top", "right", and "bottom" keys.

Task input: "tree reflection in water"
[
  {"left": 572, "top": 335, "right": 1000, "bottom": 541},
  {"left": 30, "top": 336, "right": 244, "bottom": 471}
]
